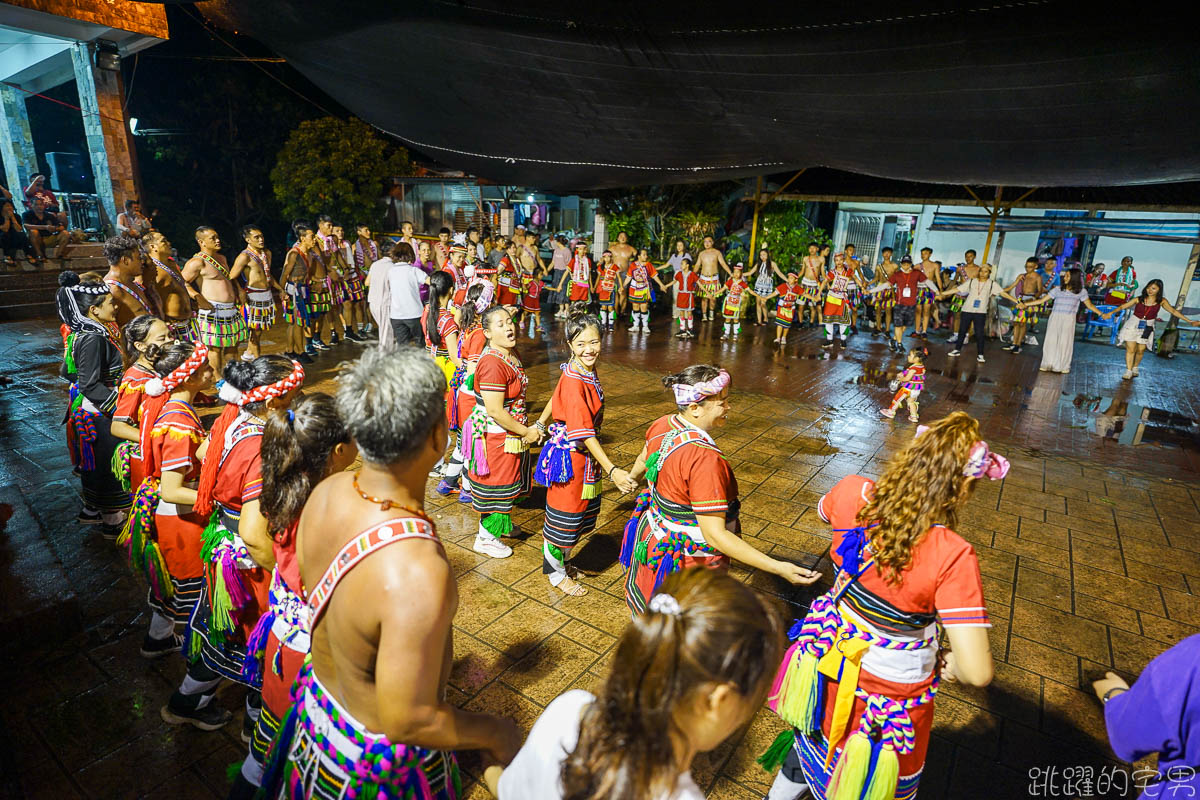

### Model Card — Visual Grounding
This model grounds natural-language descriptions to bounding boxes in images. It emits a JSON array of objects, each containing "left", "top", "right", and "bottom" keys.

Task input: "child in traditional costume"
[
  {"left": 674, "top": 257, "right": 700, "bottom": 339},
  {"left": 768, "top": 273, "right": 804, "bottom": 346},
  {"left": 521, "top": 267, "right": 544, "bottom": 338},
  {"left": 620, "top": 365, "right": 821, "bottom": 614},
  {"left": 820, "top": 253, "right": 855, "bottom": 349},
  {"left": 532, "top": 314, "right": 637, "bottom": 596},
  {"left": 230, "top": 393, "right": 356, "bottom": 798},
  {"left": 110, "top": 315, "right": 172, "bottom": 497},
  {"left": 720, "top": 264, "right": 750, "bottom": 340},
  {"left": 593, "top": 250, "right": 621, "bottom": 330},
  {"left": 187, "top": 355, "right": 305, "bottom": 740},
  {"left": 462, "top": 307, "right": 544, "bottom": 559},
  {"left": 624, "top": 249, "right": 667, "bottom": 334},
  {"left": 761, "top": 412, "right": 1001, "bottom": 800},
  {"left": 436, "top": 282, "right": 493, "bottom": 501},
  {"left": 56, "top": 271, "right": 130, "bottom": 535},
  {"left": 880, "top": 348, "right": 926, "bottom": 423}
]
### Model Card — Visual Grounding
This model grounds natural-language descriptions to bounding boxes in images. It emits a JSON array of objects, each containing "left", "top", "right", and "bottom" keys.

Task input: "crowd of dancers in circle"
[{"left": 49, "top": 216, "right": 1199, "bottom": 800}]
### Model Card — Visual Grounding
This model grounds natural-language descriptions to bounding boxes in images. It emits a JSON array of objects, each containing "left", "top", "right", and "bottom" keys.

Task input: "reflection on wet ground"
[{"left": 1, "top": 314, "right": 1199, "bottom": 798}]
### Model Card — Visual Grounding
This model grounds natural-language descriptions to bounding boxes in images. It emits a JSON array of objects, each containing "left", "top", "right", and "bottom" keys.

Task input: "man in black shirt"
[{"left": 22, "top": 196, "right": 71, "bottom": 261}]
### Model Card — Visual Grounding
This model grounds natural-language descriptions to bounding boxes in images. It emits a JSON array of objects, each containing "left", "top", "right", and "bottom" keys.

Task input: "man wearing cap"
[{"left": 868, "top": 255, "right": 939, "bottom": 352}]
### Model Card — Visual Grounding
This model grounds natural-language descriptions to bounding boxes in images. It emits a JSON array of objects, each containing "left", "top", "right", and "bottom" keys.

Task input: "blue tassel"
[
  {"left": 787, "top": 618, "right": 804, "bottom": 641},
  {"left": 835, "top": 525, "right": 869, "bottom": 576},
  {"left": 862, "top": 736, "right": 884, "bottom": 796},
  {"left": 651, "top": 551, "right": 674, "bottom": 595},
  {"left": 534, "top": 444, "right": 574, "bottom": 488},
  {"left": 619, "top": 515, "right": 639, "bottom": 568},
  {"left": 240, "top": 609, "right": 275, "bottom": 687}
]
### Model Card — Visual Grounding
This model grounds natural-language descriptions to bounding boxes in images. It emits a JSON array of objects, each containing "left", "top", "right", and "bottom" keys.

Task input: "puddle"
[{"left": 1062, "top": 394, "right": 1200, "bottom": 449}]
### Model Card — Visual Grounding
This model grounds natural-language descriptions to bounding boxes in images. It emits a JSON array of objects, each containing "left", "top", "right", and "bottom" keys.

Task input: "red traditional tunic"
[
  {"left": 625, "top": 261, "right": 657, "bottom": 303},
  {"left": 114, "top": 363, "right": 156, "bottom": 491},
  {"left": 522, "top": 279, "right": 543, "bottom": 312},
  {"left": 260, "top": 519, "right": 308, "bottom": 718},
  {"left": 675, "top": 271, "right": 699, "bottom": 310},
  {"left": 422, "top": 308, "right": 460, "bottom": 359},
  {"left": 596, "top": 263, "right": 621, "bottom": 305},
  {"left": 211, "top": 416, "right": 272, "bottom": 645},
  {"left": 497, "top": 256, "right": 521, "bottom": 306},
  {"left": 466, "top": 350, "right": 530, "bottom": 515},
  {"left": 453, "top": 327, "right": 488, "bottom": 429},
  {"left": 544, "top": 363, "right": 604, "bottom": 520},
  {"left": 624, "top": 415, "right": 738, "bottom": 613},
  {"left": 567, "top": 256, "right": 593, "bottom": 302},
  {"left": 722, "top": 277, "right": 750, "bottom": 319},
  {"left": 150, "top": 400, "right": 207, "bottom": 581},
  {"left": 805, "top": 475, "right": 989, "bottom": 783},
  {"left": 775, "top": 283, "right": 803, "bottom": 325}
]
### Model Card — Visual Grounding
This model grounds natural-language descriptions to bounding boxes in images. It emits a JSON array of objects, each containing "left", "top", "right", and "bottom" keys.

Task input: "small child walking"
[
  {"left": 880, "top": 347, "right": 926, "bottom": 422},
  {"left": 522, "top": 267, "right": 544, "bottom": 337}
]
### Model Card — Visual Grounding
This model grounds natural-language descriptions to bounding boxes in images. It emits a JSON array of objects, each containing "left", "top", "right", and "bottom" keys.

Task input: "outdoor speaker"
[{"left": 45, "top": 152, "right": 90, "bottom": 193}]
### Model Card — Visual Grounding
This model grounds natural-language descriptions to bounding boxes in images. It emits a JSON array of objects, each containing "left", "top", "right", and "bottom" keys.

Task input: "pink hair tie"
[
  {"left": 672, "top": 369, "right": 731, "bottom": 406},
  {"left": 913, "top": 426, "right": 1010, "bottom": 481}
]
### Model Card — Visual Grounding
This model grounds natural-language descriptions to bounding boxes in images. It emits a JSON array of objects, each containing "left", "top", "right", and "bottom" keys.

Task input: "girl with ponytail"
[
  {"left": 421, "top": 269, "right": 463, "bottom": 386},
  {"left": 231, "top": 393, "right": 356, "bottom": 797},
  {"left": 497, "top": 567, "right": 784, "bottom": 800},
  {"left": 186, "top": 355, "right": 305, "bottom": 736},
  {"left": 762, "top": 411, "right": 999, "bottom": 800},
  {"left": 435, "top": 280, "right": 493, "bottom": 500},
  {"left": 110, "top": 314, "right": 172, "bottom": 492}
]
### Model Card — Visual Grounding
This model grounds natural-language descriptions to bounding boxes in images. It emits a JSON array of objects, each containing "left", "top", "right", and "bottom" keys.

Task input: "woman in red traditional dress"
[
  {"left": 187, "top": 354, "right": 305, "bottom": 740},
  {"left": 437, "top": 281, "right": 493, "bottom": 501},
  {"left": 532, "top": 313, "right": 637, "bottom": 596},
  {"left": 461, "top": 306, "right": 544, "bottom": 559},
  {"left": 422, "top": 270, "right": 463, "bottom": 387},
  {"left": 621, "top": 364, "right": 821, "bottom": 614},
  {"left": 110, "top": 314, "right": 172, "bottom": 496},
  {"left": 229, "top": 392, "right": 356, "bottom": 798}
]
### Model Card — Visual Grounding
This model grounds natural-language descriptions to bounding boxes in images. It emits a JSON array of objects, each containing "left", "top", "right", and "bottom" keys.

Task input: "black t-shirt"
[{"left": 22, "top": 210, "right": 55, "bottom": 229}]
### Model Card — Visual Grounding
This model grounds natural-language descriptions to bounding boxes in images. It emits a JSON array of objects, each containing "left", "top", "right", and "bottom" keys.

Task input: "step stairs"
[{"left": 0, "top": 244, "right": 110, "bottom": 321}]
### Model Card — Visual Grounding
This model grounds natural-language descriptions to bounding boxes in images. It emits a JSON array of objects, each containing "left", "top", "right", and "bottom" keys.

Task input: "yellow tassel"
[
  {"left": 581, "top": 481, "right": 601, "bottom": 499},
  {"left": 775, "top": 650, "right": 819, "bottom": 731},
  {"left": 827, "top": 731, "right": 873, "bottom": 800},
  {"left": 864, "top": 744, "right": 899, "bottom": 800},
  {"left": 503, "top": 435, "right": 527, "bottom": 454},
  {"left": 151, "top": 425, "right": 205, "bottom": 442}
]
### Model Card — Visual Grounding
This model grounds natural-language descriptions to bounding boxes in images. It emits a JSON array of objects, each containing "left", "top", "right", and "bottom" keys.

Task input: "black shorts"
[{"left": 893, "top": 304, "right": 916, "bottom": 328}]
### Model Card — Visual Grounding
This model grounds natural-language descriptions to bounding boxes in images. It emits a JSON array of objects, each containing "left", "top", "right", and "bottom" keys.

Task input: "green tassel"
[
  {"left": 64, "top": 332, "right": 77, "bottom": 374},
  {"left": 464, "top": 372, "right": 475, "bottom": 392},
  {"left": 546, "top": 543, "right": 564, "bottom": 561},
  {"left": 863, "top": 745, "right": 899, "bottom": 800},
  {"left": 199, "top": 511, "right": 227, "bottom": 562},
  {"left": 224, "top": 760, "right": 242, "bottom": 784},
  {"left": 187, "top": 628, "right": 203, "bottom": 661},
  {"left": 756, "top": 729, "right": 795, "bottom": 773},
  {"left": 633, "top": 539, "right": 649, "bottom": 565},
  {"left": 111, "top": 442, "right": 131, "bottom": 493},
  {"left": 480, "top": 512, "right": 512, "bottom": 538},
  {"left": 644, "top": 451, "right": 661, "bottom": 483},
  {"left": 210, "top": 566, "right": 235, "bottom": 641},
  {"left": 776, "top": 650, "right": 820, "bottom": 733}
]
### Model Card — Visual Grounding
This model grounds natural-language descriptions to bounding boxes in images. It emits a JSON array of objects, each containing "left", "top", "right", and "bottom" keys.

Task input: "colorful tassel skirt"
[
  {"left": 245, "top": 290, "right": 276, "bottom": 331},
  {"left": 197, "top": 302, "right": 249, "bottom": 348}
]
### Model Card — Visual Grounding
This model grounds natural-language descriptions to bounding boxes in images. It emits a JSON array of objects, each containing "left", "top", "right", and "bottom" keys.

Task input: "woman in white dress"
[
  {"left": 1102, "top": 279, "right": 1200, "bottom": 379},
  {"left": 1018, "top": 268, "right": 1104, "bottom": 373}
]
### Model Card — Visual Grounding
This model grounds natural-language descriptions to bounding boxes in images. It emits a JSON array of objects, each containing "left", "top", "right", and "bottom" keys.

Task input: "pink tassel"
[{"left": 220, "top": 550, "right": 253, "bottom": 609}]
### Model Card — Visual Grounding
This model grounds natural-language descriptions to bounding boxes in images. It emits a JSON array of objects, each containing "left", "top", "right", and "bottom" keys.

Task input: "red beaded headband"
[
  {"left": 217, "top": 360, "right": 305, "bottom": 406},
  {"left": 144, "top": 343, "right": 209, "bottom": 397}
]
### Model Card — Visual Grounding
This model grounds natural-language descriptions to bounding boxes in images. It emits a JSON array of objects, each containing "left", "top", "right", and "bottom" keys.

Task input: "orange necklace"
[{"left": 352, "top": 472, "right": 432, "bottom": 521}]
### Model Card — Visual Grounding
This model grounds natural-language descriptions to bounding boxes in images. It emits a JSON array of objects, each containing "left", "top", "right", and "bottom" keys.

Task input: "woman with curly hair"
[{"left": 762, "top": 411, "right": 1001, "bottom": 800}]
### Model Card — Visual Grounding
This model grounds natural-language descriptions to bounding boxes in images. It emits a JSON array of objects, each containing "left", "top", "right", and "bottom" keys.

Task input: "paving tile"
[
  {"left": 1109, "top": 628, "right": 1171, "bottom": 676},
  {"left": 498, "top": 633, "right": 600, "bottom": 706},
  {"left": 1072, "top": 564, "right": 1165, "bottom": 615},
  {"left": 1073, "top": 593, "right": 1141, "bottom": 635},
  {"left": 1040, "top": 679, "right": 1111, "bottom": 753},
  {"left": 1011, "top": 598, "right": 1111, "bottom": 665},
  {"left": 1137, "top": 611, "right": 1200, "bottom": 645},
  {"left": 1015, "top": 564, "right": 1072, "bottom": 612},
  {"left": 452, "top": 573, "right": 525, "bottom": 635},
  {"left": 1070, "top": 537, "right": 1126, "bottom": 575}
]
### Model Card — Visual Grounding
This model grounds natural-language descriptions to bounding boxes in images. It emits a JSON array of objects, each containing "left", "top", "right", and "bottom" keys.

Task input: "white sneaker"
[
  {"left": 643, "top": 324, "right": 651, "bottom": 334},
  {"left": 473, "top": 534, "right": 513, "bottom": 559},
  {"left": 1122, "top": 369, "right": 1133, "bottom": 379},
  {"left": 627, "top": 324, "right": 639, "bottom": 332},
  {"left": 977, "top": 355, "right": 986, "bottom": 363},
  {"left": 1132, "top": 366, "right": 1140, "bottom": 376},
  {"left": 947, "top": 349, "right": 961, "bottom": 357}
]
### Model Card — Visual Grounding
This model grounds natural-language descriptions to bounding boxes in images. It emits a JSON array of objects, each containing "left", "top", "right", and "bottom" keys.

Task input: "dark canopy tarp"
[{"left": 202, "top": 1, "right": 1200, "bottom": 192}]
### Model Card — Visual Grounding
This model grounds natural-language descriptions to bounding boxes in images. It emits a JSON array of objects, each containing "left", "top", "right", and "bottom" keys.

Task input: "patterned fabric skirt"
[
  {"left": 697, "top": 276, "right": 722, "bottom": 299},
  {"left": 245, "top": 290, "right": 276, "bottom": 330},
  {"left": 775, "top": 304, "right": 797, "bottom": 326},
  {"left": 543, "top": 450, "right": 603, "bottom": 553},
  {"left": 330, "top": 278, "right": 347, "bottom": 307},
  {"left": 282, "top": 283, "right": 310, "bottom": 325},
  {"left": 344, "top": 271, "right": 366, "bottom": 302},
  {"left": 569, "top": 283, "right": 590, "bottom": 303},
  {"left": 623, "top": 501, "right": 731, "bottom": 615},
  {"left": 166, "top": 318, "right": 197, "bottom": 342},
  {"left": 469, "top": 438, "right": 531, "bottom": 517},
  {"left": 261, "top": 663, "right": 460, "bottom": 800},
  {"left": 721, "top": 296, "right": 745, "bottom": 320},
  {"left": 1014, "top": 298, "right": 1040, "bottom": 326},
  {"left": 76, "top": 413, "right": 130, "bottom": 513},
  {"left": 308, "top": 282, "right": 332, "bottom": 314},
  {"left": 147, "top": 576, "right": 204, "bottom": 626},
  {"left": 197, "top": 302, "right": 249, "bottom": 348}
]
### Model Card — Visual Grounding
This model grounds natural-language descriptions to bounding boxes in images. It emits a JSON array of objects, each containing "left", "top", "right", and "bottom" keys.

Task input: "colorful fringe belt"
[
  {"left": 619, "top": 488, "right": 717, "bottom": 595},
  {"left": 533, "top": 422, "right": 600, "bottom": 499},
  {"left": 116, "top": 477, "right": 173, "bottom": 602},
  {"left": 67, "top": 384, "right": 98, "bottom": 472},
  {"left": 243, "top": 568, "right": 310, "bottom": 686},
  {"left": 191, "top": 510, "right": 256, "bottom": 655}
]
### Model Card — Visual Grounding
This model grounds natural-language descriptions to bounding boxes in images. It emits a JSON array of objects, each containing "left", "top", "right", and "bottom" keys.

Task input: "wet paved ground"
[{"left": 2, "top": 312, "right": 1198, "bottom": 799}]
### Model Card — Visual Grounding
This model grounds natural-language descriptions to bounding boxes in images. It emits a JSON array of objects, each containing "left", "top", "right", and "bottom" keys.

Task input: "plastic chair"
[{"left": 1082, "top": 304, "right": 1122, "bottom": 344}]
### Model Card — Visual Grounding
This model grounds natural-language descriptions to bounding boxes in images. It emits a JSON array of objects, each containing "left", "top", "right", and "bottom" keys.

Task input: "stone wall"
[{"left": 2, "top": 0, "right": 168, "bottom": 39}]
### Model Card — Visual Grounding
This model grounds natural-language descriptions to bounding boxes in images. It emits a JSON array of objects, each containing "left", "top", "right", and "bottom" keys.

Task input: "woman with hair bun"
[
  {"left": 185, "top": 354, "right": 305, "bottom": 740},
  {"left": 497, "top": 567, "right": 785, "bottom": 800},
  {"left": 230, "top": 392, "right": 357, "bottom": 798},
  {"left": 762, "top": 411, "right": 1000, "bottom": 800},
  {"left": 56, "top": 270, "right": 130, "bottom": 534},
  {"left": 110, "top": 314, "right": 172, "bottom": 494},
  {"left": 532, "top": 312, "right": 637, "bottom": 596},
  {"left": 436, "top": 280, "right": 492, "bottom": 501},
  {"left": 621, "top": 363, "right": 821, "bottom": 614}
]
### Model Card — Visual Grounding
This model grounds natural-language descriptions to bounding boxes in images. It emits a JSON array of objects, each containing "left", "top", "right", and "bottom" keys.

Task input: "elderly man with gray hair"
[{"left": 261, "top": 347, "right": 520, "bottom": 799}]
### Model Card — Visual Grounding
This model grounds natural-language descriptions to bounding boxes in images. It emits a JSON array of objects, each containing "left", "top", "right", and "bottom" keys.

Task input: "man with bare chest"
[
  {"left": 915, "top": 246, "right": 943, "bottom": 337},
  {"left": 183, "top": 226, "right": 246, "bottom": 376},
  {"left": 101, "top": 235, "right": 159, "bottom": 328},
  {"left": 230, "top": 225, "right": 279, "bottom": 359},
  {"left": 608, "top": 230, "right": 636, "bottom": 317},
  {"left": 694, "top": 235, "right": 731, "bottom": 321},
  {"left": 145, "top": 231, "right": 205, "bottom": 341},
  {"left": 800, "top": 243, "right": 826, "bottom": 327},
  {"left": 259, "top": 348, "right": 521, "bottom": 799}
]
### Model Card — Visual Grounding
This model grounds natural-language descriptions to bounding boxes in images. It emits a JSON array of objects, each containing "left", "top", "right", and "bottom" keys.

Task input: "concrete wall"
[{"left": 834, "top": 202, "right": 1200, "bottom": 295}]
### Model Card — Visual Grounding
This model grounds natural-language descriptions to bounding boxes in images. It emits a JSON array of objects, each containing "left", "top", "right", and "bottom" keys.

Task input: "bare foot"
[{"left": 555, "top": 575, "right": 588, "bottom": 596}]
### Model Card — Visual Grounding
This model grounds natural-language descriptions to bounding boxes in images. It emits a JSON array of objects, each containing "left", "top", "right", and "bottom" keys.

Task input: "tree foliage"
[
  {"left": 757, "top": 201, "right": 832, "bottom": 271},
  {"left": 271, "top": 117, "right": 412, "bottom": 230},
  {"left": 596, "top": 182, "right": 736, "bottom": 257}
]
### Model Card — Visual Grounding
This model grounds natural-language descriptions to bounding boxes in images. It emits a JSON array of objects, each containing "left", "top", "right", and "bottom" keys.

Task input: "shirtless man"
[
  {"left": 145, "top": 230, "right": 205, "bottom": 341},
  {"left": 800, "top": 243, "right": 825, "bottom": 327},
  {"left": 915, "top": 246, "right": 943, "bottom": 337},
  {"left": 608, "top": 230, "right": 637, "bottom": 317},
  {"left": 101, "top": 235, "right": 159, "bottom": 328},
  {"left": 261, "top": 347, "right": 520, "bottom": 798},
  {"left": 183, "top": 226, "right": 246, "bottom": 376},
  {"left": 1004, "top": 257, "right": 1044, "bottom": 355},
  {"left": 694, "top": 235, "right": 731, "bottom": 321},
  {"left": 434, "top": 227, "right": 452, "bottom": 267},
  {"left": 871, "top": 246, "right": 898, "bottom": 337},
  {"left": 281, "top": 221, "right": 315, "bottom": 363},
  {"left": 315, "top": 215, "right": 349, "bottom": 346},
  {"left": 843, "top": 243, "right": 863, "bottom": 334},
  {"left": 229, "top": 225, "right": 279, "bottom": 359},
  {"left": 304, "top": 218, "right": 338, "bottom": 351}
]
